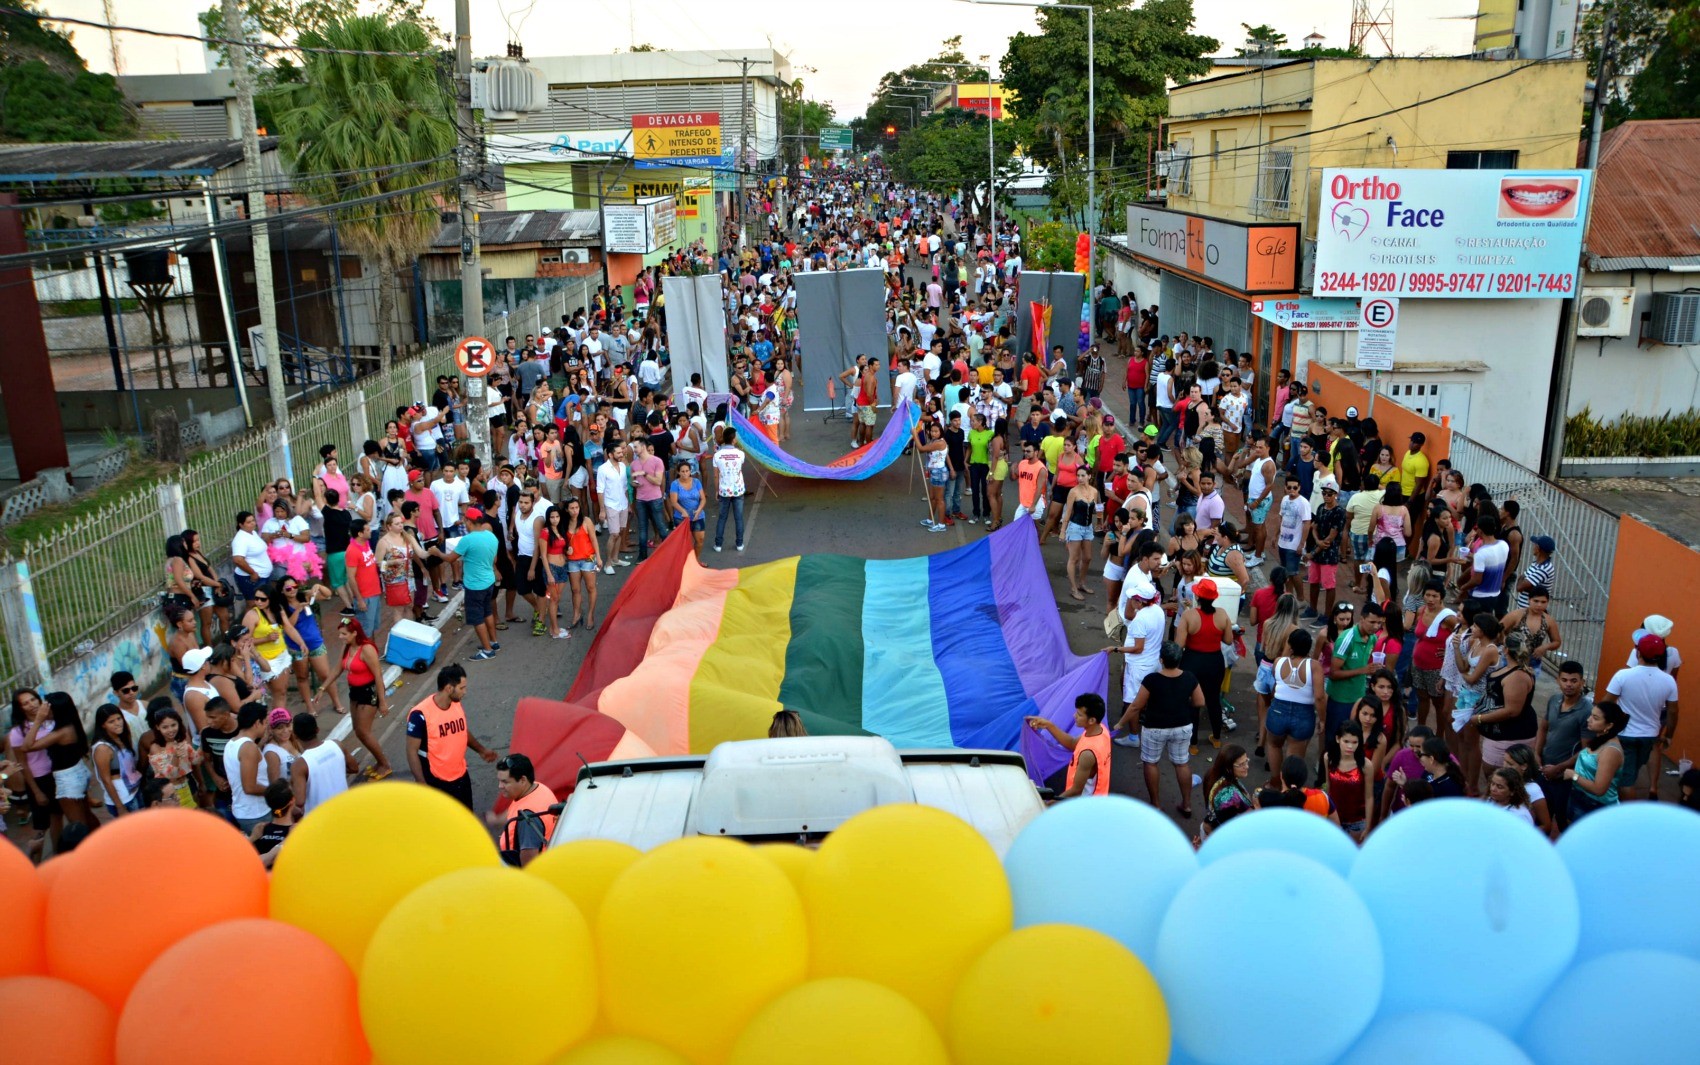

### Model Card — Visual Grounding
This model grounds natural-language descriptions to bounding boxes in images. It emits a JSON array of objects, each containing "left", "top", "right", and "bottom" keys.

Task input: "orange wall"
[
  {"left": 1305, "top": 363, "right": 1451, "bottom": 466},
  {"left": 606, "top": 253, "right": 643, "bottom": 290},
  {"left": 1599, "top": 516, "right": 1698, "bottom": 757}
]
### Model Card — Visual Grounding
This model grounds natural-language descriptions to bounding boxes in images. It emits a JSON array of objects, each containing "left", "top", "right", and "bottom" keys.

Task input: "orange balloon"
[
  {"left": 118, "top": 919, "right": 367, "bottom": 1065},
  {"left": 0, "top": 975, "right": 116, "bottom": 1065},
  {"left": 0, "top": 839, "right": 45, "bottom": 976},
  {"left": 45, "top": 809, "right": 268, "bottom": 1010}
]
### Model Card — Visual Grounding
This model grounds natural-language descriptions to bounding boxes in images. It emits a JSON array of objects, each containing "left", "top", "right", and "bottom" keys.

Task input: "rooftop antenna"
[{"left": 1350, "top": 0, "right": 1395, "bottom": 55}]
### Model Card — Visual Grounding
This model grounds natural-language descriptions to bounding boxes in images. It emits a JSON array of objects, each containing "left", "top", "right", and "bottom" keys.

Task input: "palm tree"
[{"left": 266, "top": 17, "right": 455, "bottom": 365}]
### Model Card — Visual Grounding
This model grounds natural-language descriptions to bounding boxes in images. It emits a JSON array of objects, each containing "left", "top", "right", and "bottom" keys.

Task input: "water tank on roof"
[{"left": 471, "top": 58, "right": 548, "bottom": 121}]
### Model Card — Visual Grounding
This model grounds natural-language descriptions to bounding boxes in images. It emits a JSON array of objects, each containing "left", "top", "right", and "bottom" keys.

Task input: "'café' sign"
[{"left": 1126, "top": 204, "right": 1300, "bottom": 295}]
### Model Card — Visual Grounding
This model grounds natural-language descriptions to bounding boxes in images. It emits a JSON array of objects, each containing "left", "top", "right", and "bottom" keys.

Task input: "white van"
[{"left": 547, "top": 735, "right": 1046, "bottom": 857}]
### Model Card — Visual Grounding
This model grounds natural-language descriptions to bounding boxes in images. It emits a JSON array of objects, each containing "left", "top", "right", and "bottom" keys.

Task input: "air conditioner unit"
[
  {"left": 1576, "top": 287, "right": 1635, "bottom": 337},
  {"left": 559, "top": 249, "right": 587, "bottom": 264},
  {"left": 1650, "top": 291, "right": 1700, "bottom": 345}
]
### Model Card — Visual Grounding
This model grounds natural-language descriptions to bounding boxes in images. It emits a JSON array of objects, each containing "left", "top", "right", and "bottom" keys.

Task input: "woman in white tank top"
[{"left": 1266, "top": 627, "right": 1323, "bottom": 765}]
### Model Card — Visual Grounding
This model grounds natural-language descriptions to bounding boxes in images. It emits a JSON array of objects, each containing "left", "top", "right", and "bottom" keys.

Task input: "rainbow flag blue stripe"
[{"left": 729, "top": 400, "right": 920, "bottom": 480}]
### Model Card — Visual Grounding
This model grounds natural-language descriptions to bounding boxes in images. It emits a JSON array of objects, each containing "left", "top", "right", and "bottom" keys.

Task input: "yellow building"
[
  {"left": 1163, "top": 57, "right": 1586, "bottom": 233},
  {"left": 1108, "top": 57, "right": 1589, "bottom": 466}
]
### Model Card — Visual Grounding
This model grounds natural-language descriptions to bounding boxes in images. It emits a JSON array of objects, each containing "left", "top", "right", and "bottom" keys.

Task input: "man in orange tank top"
[
  {"left": 405, "top": 664, "right": 497, "bottom": 810},
  {"left": 1026, "top": 693, "right": 1113, "bottom": 800},
  {"left": 487, "top": 752, "right": 557, "bottom": 866}
]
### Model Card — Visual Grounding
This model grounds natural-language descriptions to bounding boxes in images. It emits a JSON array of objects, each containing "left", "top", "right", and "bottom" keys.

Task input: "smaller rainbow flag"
[{"left": 729, "top": 399, "right": 920, "bottom": 480}]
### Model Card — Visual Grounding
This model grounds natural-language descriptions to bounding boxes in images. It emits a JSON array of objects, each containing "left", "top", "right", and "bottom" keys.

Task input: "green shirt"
[
  {"left": 1326, "top": 624, "right": 1374, "bottom": 703},
  {"left": 968, "top": 427, "right": 994, "bottom": 465},
  {"left": 1039, "top": 434, "right": 1066, "bottom": 474}
]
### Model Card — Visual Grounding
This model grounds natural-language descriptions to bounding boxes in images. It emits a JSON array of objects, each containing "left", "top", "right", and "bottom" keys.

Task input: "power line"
[
  {"left": 0, "top": 6, "right": 433, "bottom": 58},
  {"left": 0, "top": 154, "right": 457, "bottom": 212}
]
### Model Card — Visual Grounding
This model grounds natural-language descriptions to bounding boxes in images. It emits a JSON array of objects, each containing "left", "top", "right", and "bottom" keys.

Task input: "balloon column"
[
  {"left": 1, "top": 791, "right": 1697, "bottom": 1065},
  {"left": 1074, "top": 230, "right": 1091, "bottom": 275}
]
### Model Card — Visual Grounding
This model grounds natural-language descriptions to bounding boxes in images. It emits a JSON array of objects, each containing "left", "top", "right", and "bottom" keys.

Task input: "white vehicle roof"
[{"left": 549, "top": 735, "right": 1043, "bottom": 857}]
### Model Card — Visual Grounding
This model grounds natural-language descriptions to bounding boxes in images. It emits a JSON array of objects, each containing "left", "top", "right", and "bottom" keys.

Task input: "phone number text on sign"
[{"left": 1316, "top": 271, "right": 1575, "bottom": 297}]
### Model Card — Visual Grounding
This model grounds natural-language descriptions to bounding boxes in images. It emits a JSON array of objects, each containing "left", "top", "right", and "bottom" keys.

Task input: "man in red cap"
[{"left": 1605, "top": 633, "right": 1680, "bottom": 799}]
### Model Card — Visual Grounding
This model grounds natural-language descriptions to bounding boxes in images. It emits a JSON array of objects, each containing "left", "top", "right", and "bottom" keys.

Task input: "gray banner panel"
[
  {"left": 1012, "top": 271, "right": 1086, "bottom": 359},
  {"left": 797, "top": 268, "right": 888, "bottom": 411}
]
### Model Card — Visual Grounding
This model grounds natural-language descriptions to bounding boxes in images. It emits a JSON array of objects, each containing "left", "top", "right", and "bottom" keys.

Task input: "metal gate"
[{"left": 1446, "top": 428, "right": 1618, "bottom": 675}]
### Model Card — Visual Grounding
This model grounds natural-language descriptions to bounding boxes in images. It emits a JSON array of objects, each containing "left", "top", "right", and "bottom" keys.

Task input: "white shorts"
[
  {"left": 604, "top": 507, "right": 629, "bottom": 534},
  {"left": 258, "top": 652, "right": 293, "bottom": 682},
  {"left": 1122, "top": 663, "right": 1151, "bottom": 704},
  {"left": 1141, "top": 724, "right": 1194, "bottom": 765},
  {"left": 52, "top": 760, "right": 93, "bottom": 800},
  {"left": 1104, "top": 559, "right": 1129, "bottom": 582}
]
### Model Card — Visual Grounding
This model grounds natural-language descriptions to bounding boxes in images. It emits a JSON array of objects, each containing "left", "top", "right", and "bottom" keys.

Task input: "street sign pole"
[{"left": 455, "top": 0, "right": 489, "bottom": 468}]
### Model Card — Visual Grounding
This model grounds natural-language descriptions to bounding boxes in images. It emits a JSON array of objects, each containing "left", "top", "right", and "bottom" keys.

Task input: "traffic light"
[{"left": 884, "top": 124, "right": 897, "bottom": 137}]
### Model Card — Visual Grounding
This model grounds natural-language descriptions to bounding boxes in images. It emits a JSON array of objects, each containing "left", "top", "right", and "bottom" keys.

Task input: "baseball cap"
[
  {"left": 1644, "top": 614, "right": 1675, "bottom": 638},
  {"left": 1194, "top": 578, "right": 1219, "bottom": 600},
  {"left": 1531, "top": 535, "right": 1556, "bottom": 553},
  {"left": 1103, "top": 414, "right": 1116, "bottom": 426},
  {"left": 1126, "top": 575, "right": 1160, "bottom": 601},
  {"left": 464, "top": 506, "right": 485, "bottom": 523},
  {"left": 1345, "top": 405, "right": 1360, "bottom": 418},
  {"left": 1142, "top": 423, "right": 1159, "bottom": 438},
  {"left": 408, "top": 469, "right": 424, "bottom": 484},
  {"left": 181, "top": 646, "right": 213, "bottom": 673},
  {"left": 267, "top": 707, "right": 292, "bottom": 727},
  {"left": 1321, "top": 484, "right": 1338, "bottom": 495},
  {"left": 1638, "top": 633, "right": 1668, "bottom": 657}
]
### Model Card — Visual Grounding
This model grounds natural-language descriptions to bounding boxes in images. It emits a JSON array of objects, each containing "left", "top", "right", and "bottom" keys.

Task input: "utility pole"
[
  {"left": 718, "top": 56, "right": 770, "bottom": 244},
  {"left": 455, "top": 0, "right": 490, "bottom": 468},
  {"left": 1542, "top": 14, "right": 1613, "bottom": 477},
  {"left": 223, "top": 0, "right": 289, "bottom": 466}
]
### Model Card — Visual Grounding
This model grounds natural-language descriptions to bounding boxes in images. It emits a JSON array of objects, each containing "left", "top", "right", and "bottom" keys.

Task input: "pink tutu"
[{"left": 267, "top": 539, "right": 324, "bottom": 581}]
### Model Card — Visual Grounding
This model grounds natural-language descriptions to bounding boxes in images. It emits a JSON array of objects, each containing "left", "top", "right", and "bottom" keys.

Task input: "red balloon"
[
  {"left": 0, "top": 840, "right": 44, "bottom": 976},
  {"left": 45, "top": 809, "right": 268, "bottom": 1011},
  {"left": 118, "top": 918, "right": 368, "bottom": 1065},
  {"left": 0, "top": 975, "right": 115, "bottom": 1065}
]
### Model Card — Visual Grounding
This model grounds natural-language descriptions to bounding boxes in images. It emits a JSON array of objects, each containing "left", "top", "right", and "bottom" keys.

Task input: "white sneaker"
[
  {"left": 616, "top": 558, "right": 632, "bottom": 567},
  {"left": 1223, "top": 716, "right": 1239, "bottom": 732},
  {"left": 603, "top": 565, "right": 616, "bottom": 574},
  {"left": 552, "top": 629, "right": 572, "bottom": 639},
  {"left": 919, "top": 518, "right": 934, "bottom": 527},
  {"left": 1113, "top": 733, "right": 1141, "bottom": 748},
  {"left": 928, "top": 522, "right": 947, "bottom": 533},
  {"left": 713, "top": 545, "right": 723, "bottom": 552},
  {"left": 736, "top": 544, "right": 745, "bottom": 552}
]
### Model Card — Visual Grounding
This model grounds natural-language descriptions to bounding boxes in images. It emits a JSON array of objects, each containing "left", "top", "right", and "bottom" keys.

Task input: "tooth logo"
[{"left": 1330, "top": 202, "right": 1370, "bottom": 241}]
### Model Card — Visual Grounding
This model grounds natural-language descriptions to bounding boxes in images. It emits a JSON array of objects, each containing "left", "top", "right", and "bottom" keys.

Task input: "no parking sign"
[{"left": 1355, "top": 298, "right": 1398, "bottom": 371}]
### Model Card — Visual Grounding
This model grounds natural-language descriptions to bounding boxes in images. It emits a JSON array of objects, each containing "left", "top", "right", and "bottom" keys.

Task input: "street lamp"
[{"left": 955, "top": 0, "right": 1096, "bottom": 306}]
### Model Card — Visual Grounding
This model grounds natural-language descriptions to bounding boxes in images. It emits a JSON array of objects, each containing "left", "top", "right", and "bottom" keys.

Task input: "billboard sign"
[
  {"left": 602, "top": 204, "right": 647, "bottom": 254},
  {"left": 643, "top": 195, "right": 678, "bottom": 251},
  {"left": 487, "top": 130, "right": 631, "bottom": 164},
  {"left": 1251, "top": 298, "right": 1361, "bottom": 331},
  {"left": 819, "top": 126, "right": 854, "bottom": 151},
  {"left": 632, "top": 112, "right": 722, "bottom": 164},
  {"left": 1125, "top": 204, "right": 1300, "bottom": 294},
  {"left": 1314, "top": 168, "right": 1591, "bottom": 299}
]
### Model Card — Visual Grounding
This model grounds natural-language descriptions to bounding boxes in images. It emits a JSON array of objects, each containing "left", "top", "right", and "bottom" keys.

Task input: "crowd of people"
[{"left": 4, "top": 164, "right": 1692, "bottom": 874}]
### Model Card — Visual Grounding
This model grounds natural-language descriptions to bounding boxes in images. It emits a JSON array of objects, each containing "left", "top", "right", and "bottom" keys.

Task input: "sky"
[{"left": 50, "top": 0, "right": 1476, "bottom": 118}]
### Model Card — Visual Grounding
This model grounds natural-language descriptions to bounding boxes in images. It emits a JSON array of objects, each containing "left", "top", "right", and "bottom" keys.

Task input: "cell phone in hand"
[{"left": 1360, "top": 563, "right": 1373, "bottom": 574}]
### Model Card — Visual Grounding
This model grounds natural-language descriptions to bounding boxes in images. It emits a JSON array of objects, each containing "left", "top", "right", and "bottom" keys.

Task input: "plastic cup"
[
  {"left": 1681, "top": 758, "right": 1694, "bottom": 775},
  {"left": 1371, "top": 651, "right": 1386, "bottom": 665}
]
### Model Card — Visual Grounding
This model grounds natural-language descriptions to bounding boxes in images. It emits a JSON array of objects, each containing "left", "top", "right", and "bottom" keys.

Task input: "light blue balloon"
[
  {"left": 1003, "top": 795, "right": 1197, "bottom": 960},
  {"left": 1555, "top": 803, "right": 1700, "bottom": 963},
  {"left": 1197, "top": 807, "right": 1360, "bottom": 877},
  {"left": 1349, "top": 799, "right": 1579, "bottom": 1030},
  {"left": 1339, "top": 1011, "right": 1533, "bottom": 1065},
  {"left": 1155, "top": 851, "right": 1382, "bottom": 1065},
  {"left": 1518, "top": 950, "right": 1700, "bottom": 1065}
]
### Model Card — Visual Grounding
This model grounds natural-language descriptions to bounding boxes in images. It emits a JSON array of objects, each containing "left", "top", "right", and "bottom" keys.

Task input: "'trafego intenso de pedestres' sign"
[{"left": 1314, "top": 167, "right": 1591, "bottom": 299}]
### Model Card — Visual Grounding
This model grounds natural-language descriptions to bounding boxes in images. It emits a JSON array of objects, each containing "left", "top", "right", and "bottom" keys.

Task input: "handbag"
[
  {"left": 1103, "top": 608, "right": 1126, "bottom": 641},
  {"left": 384, "top": 580, "right": 412, "bottom": 607}
]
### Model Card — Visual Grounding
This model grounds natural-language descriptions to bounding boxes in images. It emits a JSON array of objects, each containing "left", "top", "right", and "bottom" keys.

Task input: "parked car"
[{"left": 548, "top": 735, "right": 1045, "bottom": 856}]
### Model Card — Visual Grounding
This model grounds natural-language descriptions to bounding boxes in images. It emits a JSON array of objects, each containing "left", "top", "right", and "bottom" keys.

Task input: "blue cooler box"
[{"left": 384, "top": 618, "right": 442, "bottom": 673}]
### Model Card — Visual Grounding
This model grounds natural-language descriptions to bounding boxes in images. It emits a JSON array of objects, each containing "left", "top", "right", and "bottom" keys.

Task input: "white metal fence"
[
  {"left": 0, "top": 276, "right": 595, "bottom": 694},
  {"left": 1446, "top": 428, "right": 1619, "bottom": 675}
]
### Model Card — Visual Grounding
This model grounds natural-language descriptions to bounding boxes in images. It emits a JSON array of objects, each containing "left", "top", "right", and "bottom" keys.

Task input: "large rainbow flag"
[
  {"left": 728, "top": 398, "right": 920, "bottom": 480},
  {"left": 512, "top": 515, "right": 1107, "bottom": 792}
]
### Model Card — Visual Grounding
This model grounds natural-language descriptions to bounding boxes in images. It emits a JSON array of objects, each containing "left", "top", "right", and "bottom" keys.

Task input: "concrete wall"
[
  {"left": 1296, "top": 297, "right": 1561, "bottom": 468},
  {"left": 1104, "top": 245, "right": 1162, "bottom": 312},
  {"left": 1567, "top": 268, "right": 1700, "bottom": 419},
  {"left": 0, "top": 387, "right": 272, "bottom": 435},
  {"left": 51, "top": 611, "right": 172, "bottom": 718}
]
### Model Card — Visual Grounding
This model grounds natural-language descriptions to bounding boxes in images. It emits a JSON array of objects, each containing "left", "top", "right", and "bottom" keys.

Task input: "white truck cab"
[{"left": 547, "top": 735, "right": 1045, "bottom": 857}]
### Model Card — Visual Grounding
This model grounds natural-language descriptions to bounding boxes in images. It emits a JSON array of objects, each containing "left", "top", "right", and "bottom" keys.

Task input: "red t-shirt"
[
  {"left": 1096, "top": 431, "right": 1125, "bottom": 473},
  {"left": 1126, "top": 357, "right": 1149, "bottom": 389},
  {"left": 346, "top": 538, "right": 381, "bottom": 597},
  {"left": 1250, "top": 584, "right": 1280, "bottom": 649},
  {"left": 1020, "top": 364, "right": 1042, "bottom": 397}
]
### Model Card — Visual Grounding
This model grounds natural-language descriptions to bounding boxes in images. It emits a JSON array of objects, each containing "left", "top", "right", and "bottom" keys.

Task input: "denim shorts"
[
  {"left": 1279, "top": 547, "right": 1302, "bottom": 573},
  {"left": 567, "top": 559, "right": 597, "bottom": 573},
  {"left": 547, "top": 563, "right": 571, "bottom": 584},
  {"left": 1065, "top": 522, "right": 1094, "bottom": 542},
  {"left": 1253, "top": 660, "right": 1276, "bottom": 695},
  {"left": 1266, "top": 697, "right": 1316, "bottom": 742},
  {"left": 1350, "top": 532, "right": 1370, "bottom": 559},
  {"left": 928, "top": 467, "right": 948, "bottom": 487}
]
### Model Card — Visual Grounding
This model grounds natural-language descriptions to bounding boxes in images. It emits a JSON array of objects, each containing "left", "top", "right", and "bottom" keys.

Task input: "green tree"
[
  {"left": 1025, "top": 220, "right": 1081, "bottom": 271},
  {"left": 0, "top": 1, "right": 137, "bottom": 142},
  {"left": 1002, "top": 0, "right": 1216, "bottom": 231},
  {"left": 778, "top": 80, "right": 836, "bottom": 165},
  {"left": 1620, "top": 9, "right": 1700, "bottom": 121},
  {"left": 1581, "top": 0, "right": 1698, "bottom": 125},
  {"left": 863, "top": 36, "right": 988, "bottom": 135},
  {"left": 266, "top": 16, "right": 456, "bottom": 364},
  {"left": 888, "top": 107, "right": 1018, "bottom": 218},
  {"left": 1236, "top": 24, "right": 1288, "bottom": 54}
]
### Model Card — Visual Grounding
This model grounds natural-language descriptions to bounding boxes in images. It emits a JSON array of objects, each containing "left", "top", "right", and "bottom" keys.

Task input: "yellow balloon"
[
  {"left": 526, "top": 839, "right": 643, "bottom": 927},
  {"left": 597, "top": 837, "right": 807, "bottom": 1065},
  {"left": 271, "top": 782, "right": 498, "bottom": 970},
  {"left": 948, "top": 924, "right": 1169, "bottom": 1065},
  {"left": 553, "top": 1035, "right": 690, "bottom": 1065},
  {"left": 802, "top": 804, "right": 1010, "bottom": 1024},
  {"left": 756, "top": 844, "right": 814, "bottom": 893},
  {"left": 361, "top": 867, "right": 598, "bottom": 1065},
  {"left": 727, "top": 977, "right": 950, "bottom": 1065}
]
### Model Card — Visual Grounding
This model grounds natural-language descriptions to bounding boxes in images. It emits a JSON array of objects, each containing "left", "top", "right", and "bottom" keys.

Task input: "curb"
[{"left": 328, "top": 590, "right": 465, "bottom": 744}]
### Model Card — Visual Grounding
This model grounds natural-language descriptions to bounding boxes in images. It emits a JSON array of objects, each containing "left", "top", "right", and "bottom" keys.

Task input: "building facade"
[{"left": 1131, "top": 56, "right": 1588, "bottom": 467}]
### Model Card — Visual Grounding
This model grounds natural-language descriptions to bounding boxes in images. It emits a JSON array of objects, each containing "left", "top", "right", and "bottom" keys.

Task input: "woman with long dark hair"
[
  {"left": 1564, "top": 702, "right": 1631, "bottom": 824},
  {"left": 1175, "top": 577, "right": 1233, "bottom": 750},
  {"left": 6, "top": 689, "right": 56, "bottom": 854},
  {"left": 540, "top": 504, "right": 572, "bottom": 640},
  {"left": 1201, "top": 744, "right": 1256, "bottom": 840},
  {"left": 324, "top": 616, "right": 391, "bottom": 780},
  {"left": 1325, "top": 721, "right": 1372, "bottom": 841},
  {"left": 22, "top": 691, "right": 98, "bottom": 834},
  {"left": 91, "top": 705, "right": 142, "bottom": 818},
  {"left": 240, "top": 582, "right": 301, "bottom": 705}
]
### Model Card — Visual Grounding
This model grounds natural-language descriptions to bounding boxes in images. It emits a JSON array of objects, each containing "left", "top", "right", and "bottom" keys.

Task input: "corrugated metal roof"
[
  {"left": 1588, "top": 119, "right": 1700, "bottom": 262},
  {"left": 0, "top": 138, "right": 274, "bottom": 181},
  {"left": 431, "top": 209, "right": 601, "bottom": 249},
  {"left": 1588, "top": 254, "right": 1700, "bottom": 272}
]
